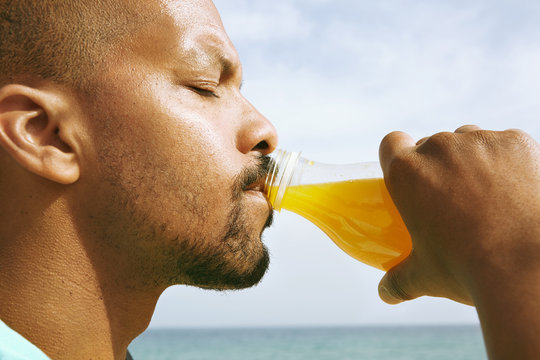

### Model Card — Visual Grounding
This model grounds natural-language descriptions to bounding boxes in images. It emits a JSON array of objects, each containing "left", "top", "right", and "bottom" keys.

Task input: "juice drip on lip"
[{"left": 279, "top": 178, "right": 411, "bottom": 271}]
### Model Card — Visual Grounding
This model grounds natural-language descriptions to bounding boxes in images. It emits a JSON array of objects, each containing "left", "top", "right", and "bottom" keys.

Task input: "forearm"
[{"left": 471, "top": 262, "right": 540, "bottom": 359}]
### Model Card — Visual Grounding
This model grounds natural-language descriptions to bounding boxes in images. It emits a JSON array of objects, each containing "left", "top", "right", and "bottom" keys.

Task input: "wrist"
[{"left": 466, "top": 256, "right": 540, "bottom": 360}]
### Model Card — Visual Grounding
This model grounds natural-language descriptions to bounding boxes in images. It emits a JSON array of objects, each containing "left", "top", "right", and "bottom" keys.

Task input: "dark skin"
[
  {"left": 0, "top": 1, "right": 276, "bottom": 359},
  {"left": 379, "top": 125, "right": 540, "bottom": 359},
  {"left": 1, "top": 0, "right": 539, "bottom": 358}
]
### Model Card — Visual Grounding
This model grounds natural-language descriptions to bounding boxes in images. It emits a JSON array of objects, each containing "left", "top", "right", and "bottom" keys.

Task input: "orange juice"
[{"left": 279, "top": 178, "right": 411, "bottom": 271}]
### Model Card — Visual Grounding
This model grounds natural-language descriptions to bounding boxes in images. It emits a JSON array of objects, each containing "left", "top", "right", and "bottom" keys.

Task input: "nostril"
[{"left": 253, "top": 140, "right": 269, "bottom": 151}]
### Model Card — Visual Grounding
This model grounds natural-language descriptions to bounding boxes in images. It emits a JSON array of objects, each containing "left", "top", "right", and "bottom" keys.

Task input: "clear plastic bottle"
[{"left": 264, "top": 150, "right": 412, "bottom": 271}]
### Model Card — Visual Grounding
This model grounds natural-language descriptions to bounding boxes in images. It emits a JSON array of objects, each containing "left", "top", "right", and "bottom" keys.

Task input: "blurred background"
[{"left": 148, "top": 0, "right": 540, "bottom": 329}]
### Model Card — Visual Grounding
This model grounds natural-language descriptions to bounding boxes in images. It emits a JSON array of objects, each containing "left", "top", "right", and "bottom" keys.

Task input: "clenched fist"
[{"left": 378, "top": 126, "right": 540, "bottom": 359}]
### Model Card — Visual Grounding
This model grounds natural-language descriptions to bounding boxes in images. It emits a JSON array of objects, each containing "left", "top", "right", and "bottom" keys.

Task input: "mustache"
[
  {"left": 231, "top": 153, "right": 275, "bottom": 229},
  {"left": 233, "top": 154, "right": 273, "bottom": 199}
]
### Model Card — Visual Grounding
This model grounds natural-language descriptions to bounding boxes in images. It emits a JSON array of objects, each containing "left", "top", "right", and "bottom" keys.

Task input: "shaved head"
[
  {"left": 0, "top": 0, "right": 158, "bottom": 89},
  {"left": 0, "top": 1, "right": 279, "bottom": 358}
]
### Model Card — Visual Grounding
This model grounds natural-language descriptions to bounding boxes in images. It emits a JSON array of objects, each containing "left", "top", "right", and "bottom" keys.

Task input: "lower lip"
[{"left": 245, "top": 190, "right": 271, "bottom": 205}]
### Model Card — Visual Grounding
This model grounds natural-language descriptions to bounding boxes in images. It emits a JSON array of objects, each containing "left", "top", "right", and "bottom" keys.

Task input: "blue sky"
[{"left": 148, "top": 0, "right": 540, "bottom": 328}]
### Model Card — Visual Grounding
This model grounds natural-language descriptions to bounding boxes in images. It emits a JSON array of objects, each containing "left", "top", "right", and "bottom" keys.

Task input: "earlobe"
[{"left": 0, "top": 84, "right": 80, "bottom": 185}]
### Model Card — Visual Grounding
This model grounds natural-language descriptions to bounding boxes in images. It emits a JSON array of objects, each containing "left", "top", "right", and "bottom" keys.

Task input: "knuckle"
[
  {"left": 455, "top": 124, "right": 481, "bottom": 133},
  {"left": 380, "top": 131, "right": 406, "bottom": 156},
  {"left": 470, "top": 128, "right": 533, "bottom": 149},
  {"left": 381, "top": 131, "right": 404, "bottom": 144},
  {"left": 416, "top": 137, "right": 429, "bottom": 146},
  {"left": 471, "top": 129, "right": 537, "bottom": 155},
  {"left": 417, "top": 131, "right": 455, "bottom": 154},
  {"left": 503, "top": 128, "right": 533, "bottom": 147},
  {"left": 470, "top": 130, "right": 496, "bottom": 147},
  {"left": 380, "top": 131, "right": 418, "bottom": 183}
]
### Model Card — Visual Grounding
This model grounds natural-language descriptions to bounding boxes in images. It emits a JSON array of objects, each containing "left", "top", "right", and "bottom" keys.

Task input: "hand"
[{"left": 378, "top": 126, "right": 540, "bottom": 306}]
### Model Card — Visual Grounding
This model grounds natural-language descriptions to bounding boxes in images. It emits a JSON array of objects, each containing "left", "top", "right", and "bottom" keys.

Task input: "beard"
[
  {"left": 92, "top": 148, "right": 274, "bottom": 291},
  {"left": 177, "top": 205, "right": 272, "bottom": 290},
  {"left": 177, "top": 154, "right": 274, "bottom": 290}
]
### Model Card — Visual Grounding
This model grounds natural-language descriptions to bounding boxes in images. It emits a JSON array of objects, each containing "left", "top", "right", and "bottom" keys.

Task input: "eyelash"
[{"left": 189, "top": 86, "right": 220, "bottom": 98}]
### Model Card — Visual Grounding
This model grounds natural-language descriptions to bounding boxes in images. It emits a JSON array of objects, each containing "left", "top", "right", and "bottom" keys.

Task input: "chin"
[{"left": 187, "top": 244, "right": 270, "bottom": 291}]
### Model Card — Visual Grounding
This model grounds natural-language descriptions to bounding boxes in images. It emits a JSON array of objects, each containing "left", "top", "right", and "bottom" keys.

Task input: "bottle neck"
[
  {"left": 264, "top": 150, "right": 383, "bottom": 211},
  {"left": 264, "top": 150, "right": 302, "bottom": 211}
]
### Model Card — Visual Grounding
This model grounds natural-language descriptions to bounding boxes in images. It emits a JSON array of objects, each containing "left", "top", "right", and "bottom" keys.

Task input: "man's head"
[
  {"left": 0, "top": 0, "right": 157, "bottom": 89},
  {"left": 0, "top": 0, "right": 278, "bottom": 290}
]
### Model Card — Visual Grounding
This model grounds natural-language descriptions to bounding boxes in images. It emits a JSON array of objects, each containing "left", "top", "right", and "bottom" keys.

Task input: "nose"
[{"left": 236, "top": 99, "right": 278, "bottom": 156}]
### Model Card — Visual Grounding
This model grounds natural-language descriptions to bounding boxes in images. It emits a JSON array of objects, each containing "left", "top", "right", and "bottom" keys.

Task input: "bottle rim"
[{"left": 264, "top": 150, "right": 301, "bottom": 211}]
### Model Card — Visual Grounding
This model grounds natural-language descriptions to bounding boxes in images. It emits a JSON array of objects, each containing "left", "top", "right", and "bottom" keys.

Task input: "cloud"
[
  {"left": 151, "top": 0, "right": 540, "bottom": 328},
  {"left": 217, "top": 0, "right": 540, "bottom": 156},
  {"left": 215, "top": 1, "right": 314, "bottom": 42}
]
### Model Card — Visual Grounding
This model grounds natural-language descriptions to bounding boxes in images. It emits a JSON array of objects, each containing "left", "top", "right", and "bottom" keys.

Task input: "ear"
[{"left": 0, "top": 84, "right": 80, "bottom": 184}]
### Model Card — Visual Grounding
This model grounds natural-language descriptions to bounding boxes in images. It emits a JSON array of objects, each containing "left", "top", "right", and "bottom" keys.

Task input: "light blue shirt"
[{"left": 0, "top": 320, "right": 50, "bottom": 360}]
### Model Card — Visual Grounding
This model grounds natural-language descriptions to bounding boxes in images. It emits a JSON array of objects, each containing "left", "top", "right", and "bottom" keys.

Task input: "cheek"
[
  {"left": 142, "top": 135, "right": 233, "bottom": 232},
  {"left": 141, "top": 128, "right": 238, "bottom": 238},
  {"left": 90, "top": 126, "right": 237, "bottom": 244},
  {"left": 85, "top": 74, "right": 242, "bottom": 238}
]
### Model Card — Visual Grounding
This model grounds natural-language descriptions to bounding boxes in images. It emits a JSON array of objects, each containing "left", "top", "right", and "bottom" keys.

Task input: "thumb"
[{"left": 378, "top": 256, "right": 420, "bottom": 305}]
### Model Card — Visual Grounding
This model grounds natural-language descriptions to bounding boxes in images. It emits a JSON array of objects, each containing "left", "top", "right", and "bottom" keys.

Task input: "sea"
[{"left": 128, "top": 325, "right": 487, "bottom": 359}]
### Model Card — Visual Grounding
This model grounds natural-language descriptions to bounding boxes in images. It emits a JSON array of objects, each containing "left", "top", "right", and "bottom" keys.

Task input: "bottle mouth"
[{"left": 263, "top": 150, "right": 301, "bottom": 211}]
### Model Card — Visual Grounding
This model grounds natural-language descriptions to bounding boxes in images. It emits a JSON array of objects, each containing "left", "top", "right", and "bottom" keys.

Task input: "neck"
[{"left": 0, "top": 187, "right": 163, "bottom": 360}]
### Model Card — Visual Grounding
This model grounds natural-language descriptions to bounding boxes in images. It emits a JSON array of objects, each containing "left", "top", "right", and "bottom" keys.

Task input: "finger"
[
  {"left": 379, "top": 131, "right": 416, "bottom": 176},
  {"left": 378, "top": 256, "right": 420, "bottom": 305},
  {"left": 416, "top": 137, "right": 429, "bottom": 146},
  {"left": 503, "top": 128, "right": 539, "bottom": 147},
  {"left": 504, "top": 128, "right": 529, "bottom": 137},
  {"left": 455, "top": 125, "right": 482, "bottom": 133}
]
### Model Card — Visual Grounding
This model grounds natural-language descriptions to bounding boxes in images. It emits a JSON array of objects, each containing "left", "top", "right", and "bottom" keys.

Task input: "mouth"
[
  {"left": 243, "top": 173, "right": 266, "bottom": 193},
  {"left": 236, "top": 154, "right": 273, "bottom": 203},
  {"left": 243, "top": 176, "right": 272, "bottom": 209},
  {"left": 244, "top": 180, "right": 264, "bottom": 193},
  {"left": 240, "top": 174, "right": 275, "bottom": 231}
]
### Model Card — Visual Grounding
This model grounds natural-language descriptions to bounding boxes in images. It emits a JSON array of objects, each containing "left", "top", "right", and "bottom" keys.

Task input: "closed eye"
[{"left": 189, "top": 86, "right": 220, "bottom": 98}]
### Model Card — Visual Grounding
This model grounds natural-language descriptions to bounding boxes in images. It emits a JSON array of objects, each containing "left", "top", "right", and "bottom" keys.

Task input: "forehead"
[
  {"left": 124, "top": 0, "right": 239, "bottom": 74},
  {"left": 163, "top": 0, "right": 223, "bottom": 28}
]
